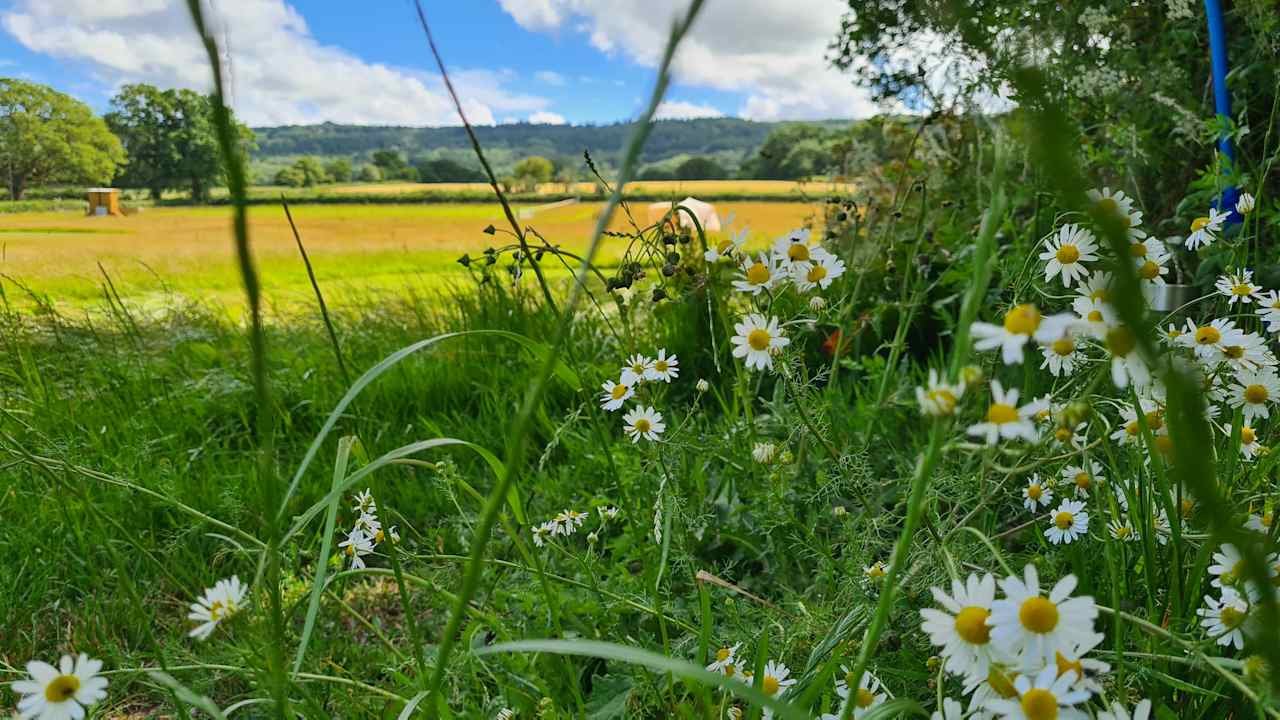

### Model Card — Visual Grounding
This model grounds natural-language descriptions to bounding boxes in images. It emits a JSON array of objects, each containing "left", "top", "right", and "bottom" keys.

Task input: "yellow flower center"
[
  {"left": 654, "top": 360, "right": 668, "bottom": 372},
  {"left": 1191, "top": 216, "right": 1211, "bottom": 232},
  {"left": 954, "top": 606, "right": 992, "bottom": 645},
  {"left": 1245, "top": 384, "right": 1270, "bottom": 404},
  {"left": 1129, "top": 242, "right": 1147, "bottom": 258},
  {"left": 788, "top": 244, "right": 810, "bottom": 262},
  {"left": 1196, "top": 326, "right": 1222, "bottom": 345},
  {"left": 928, "top": 389, "right": 957, "bottom": 413},
  {"left": 1225, "top": 345, "right": 1245, "bottom": 360},
  {"left": 716, "top": 647, "right": 732, "bottom": 662},
  {"left": 724, "top": 663, "right": 736, "bottom": 678},
  {"left": 45, "top": 674, "right": 81, "bottom": 703},
  {"left": 1021, "top": 688, "right": 1059, "bottom": 720},
  {"left": 1054, "top": 511, "right": 1075, "bottom": 529},
  {"left": 762, "top": 675, "right": 780, "bottom": 696},
  {"left": 611, "top": 384, "right": 629, "bottom": 400},
  {"left": 1055, "top": 651, "right": 1084, "bottom": 680},
  {"left": 746, "top": 262, "right": 771, "bottom": 285},
  {"left": 1220, "top": 606, "right": 1246, "bottom": 629},
  {"left": 866, "top": 563, "right": 886, "bottom": 578},
  {"left": 1106, "top": 325, "right": 1136, "bottom": 356},
  {"left": 1242, "top": 427, "right": 1257, "bottom": 445},
  {"left": 807, "top": 264, "right": 828, "bottom": 283},
  {"left": 1115, "top": 526, "right": 1132, "bottom": 538},
  {"left": 1019, "top": 596, "right": 1060, "bottom": 633},
  {"left": 856, "top": 688, "right": 876, "bottom": 708},
  {"left": 988, "top": 668, "right": 1018, "bottom": 698},
  {"left": 987, "top": 403, "right": 1020, "bottom": 425},
  {"left": 1139, "top": 260, "right": 1160, "bottom": 280},
  {"left": 1075, "top": 472, "right": 1090, "bottom": 489},
  {"left": 1125, "top": 421, "right": 1140, "bottom": 436},
  {"left": 717, "top": 239, "right": 733, "bottom": 253},
  {"left": 1089, "top": 288, "right": 1110, "bottom": 302},
  {"left": 1054, "top": 427, "right": 1072, "bottom": 442},
  {"left": 1003, "top": 304, "right": 1042, "bottom": 335},
  {"left": 1051, "top": 338, "right": 1074, "bottom": 356},
  {"left": 633, "top": 418, "right": 652, "bottom": 434},
  {"left": 1055, "top": 244, "right": 1080, "bottom": 264},
  {"left": 1146, "top": 411, "right": 1164, "bottom": 430},
  {"left": 209, "top": 599, "right": 227, "bottom": 621},
  {"left": 1027, "top": 483, "right": 1042, "bottom": 500},
  {"left": 1233, "top": 284, "right": 1254, "bottom": 296},
  {"left": 1087, "top": 310, "right": 1103, "bottom": 322},
  {"left": 747, "top": 328, "right": 771, "bottom": 351}
]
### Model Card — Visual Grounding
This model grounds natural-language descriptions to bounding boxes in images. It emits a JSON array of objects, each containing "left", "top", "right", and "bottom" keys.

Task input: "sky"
[{"left": 0, "top": 0, "right": 885, "bottom": 128}]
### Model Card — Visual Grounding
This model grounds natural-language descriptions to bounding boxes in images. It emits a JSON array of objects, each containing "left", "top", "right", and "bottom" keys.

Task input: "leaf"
[{"left": 585, "top": 674, "right": 633, "bottom": 720}]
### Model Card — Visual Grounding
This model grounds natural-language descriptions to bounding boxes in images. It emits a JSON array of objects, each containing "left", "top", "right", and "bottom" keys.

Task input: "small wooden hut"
[{"left": 86, "top": 188, "right": 122, "bottom": 217}]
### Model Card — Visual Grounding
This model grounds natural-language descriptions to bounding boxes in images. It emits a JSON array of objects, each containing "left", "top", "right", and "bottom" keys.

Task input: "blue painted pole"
[{"left": 1204, "top": 0, "right": 1240, "bottom": 220}]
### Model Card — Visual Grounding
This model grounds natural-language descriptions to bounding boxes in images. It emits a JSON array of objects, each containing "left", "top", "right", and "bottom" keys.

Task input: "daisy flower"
[
  {"left": 984, "top": 664, "right": 1091, "bottom": 720},
  {"left": 1077, "top": 271, "right": 1114, "bottom": 304},
  {"left": 966, "top": 381, "right": 1046, "bottom": 445},
  {"left": 619, "top": 354, "right": 653, "bottom": 386},
  {"left": 599, "top": 380, "right": 634, "bottom": 411},
  {"left": 1053, "top": 632, "right": 1110, "bottom": 695},
  {"left": 835, "top": 668, "right": 887, "bottom": 718},
  {"left": 916, "top": 368, "right": 965, "bottom": 417},
  {"left": 1107, "top": 519, "right": 1138, "bottom": 542},
  {"left": 1229, "top": 367, "right": 1280, "bottom": 424},
  {"left": 188, "top": 575, "right": 248, "bottom": 641},
  {"left": 352, "top": 489, "right": 376, "bottom": 515},
  {"left": 1071, "top": 297, "right": 1114, "bottom": 340},
  {"left": 733, "top": 252, "right": 785, "bottom": 294},
  {"left": 1246, "top": 509, "right": 1275, "bottom": 534},
  {"left": 496, "top": 708, "right": 516, "bottom": 720},
  {"left": 731, "top": 314, "right": 789, "bottom": 371},
  {"left": 531, "top": 522, "right": 554, "bottom": 547},
  {"left": 1039, "top": 224, "right": 1098, "bottom": 287},
  {"left": 1237, "top": 193, "right": 1256, "bottom": 215},
  {"left": 1216, "top": 270, "right": 1262, "bottom": 305},
  {"left": 1088, "top": 187, "right": 1143, "bottom": 228},
  {"left": 1134, "top": 241, "right": 1170, "bottom": 285},
  {"left": 758, "top": 660, "right": 797, "bottom": 716},
  {"left": 1103, "top": 323, "right": 1148, "bottom": 389},
  {"left": 1219, "top": 332, "right": 1274, "bottom": 372},
  {"left": 1184, "top": 207, "right": 1229, "bottom": 251},
  {"left": 622, "top": 405, "right": 664, "bottom": 442},
  {"left": 1022, "top": 476, "right": 1054, "bottom": 512},
  {"left": 1208, "top": 543, "right": 1247, "bottom": 589},
  {"left": 645, "top": 349, "right": 679, "bottom": 382},
  {"left": 1045, "top": 499, "right": 1089, "bottom": 544},
  {"left": 931, "top": 698, "right": 965, "bottom": 720},
  {"left": 11, "top": 654, "right": 109, "bottom": 720},
  {"left": 989, "top": 564, "right": 1098, "bottom": 667},
  {"left": 1198, "top": 587, "right": 1253, "bottom": 649},
  {"left": 972, "top": 305, "right": 1075, "bottom": 365},
  {"left": 1176, "top": 318, "right": 1245, "bottom": 364},
  {"left": 920, "top": 573, "right": 999, "bottom": 682},
  {"left": 706, "top": 643, "right": 743, "bottom": 678},
  {"left": 1040, "top": 336, "right": 1081, "bottom": 377},
  {"left": 1256, "top": 291, "right": 1280, "bottom": 333},
  {"left": 1110, "top": 399, "right": 1164, "bottom": 446},
  {"left": 1061, "top": 461, "right": 1103, "bottom": 498},
  {"left": 793, "top": 250, "right": 846, "bottom": 291},
  {"left": 352, "top": 512, "right": 381, "bottom": 538},
  {"left": 1097, "top": 699, "right": 1153, "bottom": 720},
  {"left": 705, "top": 227, "right": 746, "bottom": 263},
  {"left": 339, "top": 529, "right": 374, "bottom": 569},
  {"left": 1126, "top": 234, "right": 1165, "bottom": 263},
  {"left": 1233, "top": 424, "right": 1264, "bottom": 460},
  {"left": 771, "top": 228, "right": 815, "bottom": 265}
]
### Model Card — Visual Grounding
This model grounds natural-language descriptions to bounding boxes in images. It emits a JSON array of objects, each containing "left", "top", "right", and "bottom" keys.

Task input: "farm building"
[{"left": 86, "top": 188, "right": 122, "bottom": 217}]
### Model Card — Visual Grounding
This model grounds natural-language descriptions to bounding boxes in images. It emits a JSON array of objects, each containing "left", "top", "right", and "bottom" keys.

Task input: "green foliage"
[
  {"left": 675, "top": 155, "right": 728, "bottom": 180},
  {"left": 0, "top": 78, "right": 125, "bottom": 200},
  {"left": 746, "top": 124, "right": 836, "bottom": 180},
  {"left": 324, "top": 157, "right": 352, "bottom": 183},
  {"left": 511, "top": 155, "right": 555, "bottom": 190}
]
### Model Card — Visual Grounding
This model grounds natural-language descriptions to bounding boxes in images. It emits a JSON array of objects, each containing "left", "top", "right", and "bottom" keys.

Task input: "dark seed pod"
[
  {"left": 534, "top": 250, "right": 544, "bottom": 261},
  {"left": 942, "top": 199, "right": 954, "bottom": 208},
  {"left": 483, "top": 224, "right": 496, "bottom": 235},
  {"left": 456, "top": 254, "right": 472, "bottom": 267},
  {"left": 652, "top": 288, "right": 667, "bottom": 302},
  {"left": 485, "top": 255, "right": 497, "bottom": 266},
  {"left": 836, "top": 212, "right": 847, "bottom": 222},
  {"left": 662, "top": 234, "right": 677, "bottom": 246},
  {"left": 892, "top": 210, "right": 903, "bottom": 219},
  {"left": 677, "top": 233, "right": 691, "bottom": 245},
  {"left": 666, "top": 251, "right": 680, "bottom": 265},
  {"left": 662, "top": 264, "right": 676, "bottom": 277}
]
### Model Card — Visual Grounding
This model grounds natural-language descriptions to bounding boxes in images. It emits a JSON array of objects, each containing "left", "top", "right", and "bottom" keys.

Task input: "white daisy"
[
  {"left": 705, "top": 227, "right": 747, "bottom": 263},
  {"left": 1208, "top": 543, "right": 1247, "bottom": 589},
  {"left": 531, "top": 522, "right": 554, "bottom": 547},
  {"left": 1097, "top": 699, "right": 1152, "bottom": 720},
  {"left": 920, "top": 573, "right": 1000, "bottom": 682},
  {"left": 1039, "top": 224, "right": 1098, "bottom": 287},
  {"left": 1232, "top": 424, "right": 1264, "bottom": 460},
  {"left": 1216, "top": 270, "right": 1262, "bottom": 305},
  {"left": 966, "top": 381, "right": 1047, "bottom": 445},
  {"left": 1040, "top": 335, "right": 1081, "bottom": 377},
  {"left": 706, "top": 643, "right": 743, "bottom": 679},
  {"left": 733, "top": 252, "right": 785, "bottom": 294},
  {"left": 1022, "top": 476, "right": 1054, "bottom": 512},
  {"left": 1077, "top": 271, "right": 1114, "bottom": 304},
  {"left": 599, "top": 380, "right": 634, "bottom": 411},
  {"left": 1229, "top": 367, "right": 1280, "bottom": 424},
  {"left": 645, "top": 349, "right": 679, "bottom": 382},
  {"left": 188, "top": 575, "right": 248, "bottom": 641},
  {"left": 1198, "top": 586, "right": 1253, "bottom": 650},
  {"left": 1176, "top": 318, "right": 1246, "bottom": 365},
  {"left": 731, "top": 314, "right": 790, "bottom": 372},
  {"left": 1052, "top": 631, "right": 1110, "bottom": 695},
  {"left": 931, "top": 698, "right": 965, "bottom": 720},
  {"left": 835, "top": 668, "right": 888, "bottom": 719},
  {"left": 1061, "top": 461, "right": 1103, "bottom": 498},
  {"left": 1110, "top": 399, "right": 1165, "bottom": 447},
  {"left": 1103, "top": 323, "right": 1148, "bottom": 389},
  {"left": 1256, "top": 291, "right": 1280, "bottom": 333},
  {"left": 1088, "top": 187, "right": 1143, "bottom": 228},
  {"left": 758, "top": 659, "right": 797, "bottom": 717},
  {"left": 771, "top": 228, "right": 815, "bottom": 265},
  {"left": 1107, "top": 519, "right": 1138, "bottom": 542},
  {"left": 1246, "top": 510, "right": 1275, "bottom": 534},
  {"left": 984, "top": 664, "right": 1091, "bottom": 720},
  {"left": 1071, "top": 296, "right": 1115, "bottom": 340},
  {"left": 1184, "top": 207, "right": 1230, "bottom": 251},
  {"left": 352, "top": 512, "right": 381, "bottom": 539},
  {"left": 916, "top": 368, "right": 965, "bottom": 417},
  {"left": 622, "top": 405, "right": 665, "bottom": 443},
  {"left": 1237, "top": 193, "right": 1256, "bottom": 215},
  {"left": 972, "top": 305, "right": 1076, "bottom": 365},
  {"left": 1134, "top": 240, "right": 1170, "bottom": 285},
  {"left": 793, "top": 249, "right": 846, "bottom": 291},
  {"left": 339, "top": 529, "right": 374, "bottom": 569},
  {"left": 11, "top": 654, "right": 110, "bottom": 720},
  {"left": 1045, "top": 499, "right": 1089, "bottom": 545},
  {"left": 989, "top": 564, "right": 1098, "bottom": 668},
  {"left": 352, "top": 489, "right": 376, "bottom": 515},
  {"left": 1219, "top": 332, "right": 1275, "bottom": 372},
  {"left": 619, "top": 354, "right": 653, "bottom": 386}
]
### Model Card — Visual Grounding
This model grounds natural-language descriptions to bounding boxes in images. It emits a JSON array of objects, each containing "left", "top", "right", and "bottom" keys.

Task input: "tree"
[
  {"left": 274, "top": 166, "right": 306, "bottom": 187},
  {"left": 358, "top": 164, "right": 383, "bottom": 182},
  {"left": 0, "top": 79, "right": 125, "bottom": 200},
  {"left": 675, "top": 156, "right": 727, "bottom": 180},
  {"left": 414, "top": 156, "right": 486, "bottom": 183},
  {"left": 512, "top": 155, "right": 554, "bottom": 191},
  {"left": 371, "top": 150, "right": 415, "bottom": 180},
  {"left": 105, "top": 83, "right": 253, "bottom": 201},
  {"left": 292, "top": 157, "right": 328, "bottom": 186},
  {"left": 325, "top": 158, "right": 352, "bottom": 183},
  {"left": 749, "top": 124, "right": 832, "bottom": 180}
]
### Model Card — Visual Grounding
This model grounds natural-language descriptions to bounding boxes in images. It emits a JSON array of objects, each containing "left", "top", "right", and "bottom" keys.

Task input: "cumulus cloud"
[
  {"left": 497, "top": 0, "right": 885, "bottom": 120},
  {"left": 528, "top": 110, "right": 567, "bottom": 124},
  {"left": 1, "top": 0, "right": 552, "bottom": 126},
  {"left": 654, "top": 100, "right": 723, "bottom": 119}
]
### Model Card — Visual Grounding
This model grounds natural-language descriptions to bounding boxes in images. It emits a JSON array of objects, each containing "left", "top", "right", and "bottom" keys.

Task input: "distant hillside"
[{"left": 250, "top": 118, "right": 849, "bottom": 168}]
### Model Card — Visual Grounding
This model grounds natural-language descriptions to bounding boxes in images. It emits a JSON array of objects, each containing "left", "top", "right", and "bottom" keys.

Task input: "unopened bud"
[{"left": 696, "top": 379, "right": 710, "bottom": 393}]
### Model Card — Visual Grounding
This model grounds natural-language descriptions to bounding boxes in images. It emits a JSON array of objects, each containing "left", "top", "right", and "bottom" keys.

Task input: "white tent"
[{"left": 646, "top": 196, "right": 721, "bottom": 233}]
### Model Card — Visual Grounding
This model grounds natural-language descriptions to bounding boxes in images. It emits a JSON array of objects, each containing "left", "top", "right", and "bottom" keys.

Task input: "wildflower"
[
  {"left": 916, "top": 368, "right": 965, "bottom": 417},
  {"left": 1230, "top": 367, "right": 1280, "bottom": 424},
  {"left": 1022, "top": 476, "right": 1054, "bottom": 512},
  {"left": 1054, "top": 632, "right": 1111, "bottom": 694},
  {"left": 188, "top": 575, "right": 248, "bottom": 641},
  {"left": 531, "top": 522, "right": 553, "bottom": 547},
  {"left": 1220, "top": 332, "right": 1274, "bottom": 373},
  {"left": 1256, "top": 291, "right": 1280, "bottom": 333},
  {"left": 931, "top": 698, "right": 965, "bottom": 720},
  {"left": 1104, "top": 322, "right": 1148, "bottom": 389},
  {"left": 1110, "top": 399, "right": 1164, "bottom": 446},
  {"left": 1071, "top": 296, "right": 1113, "bottom": 340},
  {"left": 920, "top": 573, "right": 999, "bottom": 682},
  {"left": 1199, "top": 586, "right": 1253, "bottom": 649},
  {"left": 1233, "top": 424, "right": 1264, "bottom": 460},
  {"left": 1177, "top": 317, "right": 1245, "bottom": 364},
  {"left": 622, "top": 405, "right": 665, "bottom": 443},
  {"left": 1134, "top": 241, "right": 1170, "bottom": 285},
  {"left": 1246, "top": 509, "right": 1275, "bottom": 534},
  {"left": 1045, "top": 500, "right": 1089, "bottom": 544},
  {"left": 1237, "top": 193, "right": 1256, "bottom": 215},
  {"left": 352, "top": 489, "right": 376, "bottom": 515},
  {"left": 619, "top": 354, "right": 653, "bottom": 386},
  {"left": 989, "top": 564, "right": 1098, "bottom": 667},
  {"left": 772, "top": 228, "right": 815, "bottom": 264},
  {"left": 352, "top": 512, "right": 381, "bottom": 539},
  {"left": 793, "top": 250, "right": 847, "bottom": 292},
  {"left": 554, "top": 509, "right": 587, "bottom": 534},
  {"left": 706, "top": 643, "right": 742, "bottom": 678},
  {"left": 645, "top": 349, "right": 679, "bottom": 382},
  {"left": 731, "top": 314, "right": 790, "bottom": 371},
  {"left": 599, "top": 380, "right": 634, "bottom": 411},
  {"left": 834, "top": 668, "right": 887, "bottom": 718},
  {"left": 733, "top": 252, "right": 784, "bottom": 294},
  {"left": 598, "top": 506, "right": 620, "bottom": 520},
  {"left": 1216, "top": 270, "right": 1262, "bottom": 305},
  {"left": 496, "top": 708, "right": 516, "bottom": 720},
  {"left": 11, "top": 654, "right": 109, "bottom": 720},
  {"left": 1088, "top": 187, "right": 1143, "bottom": 228},
  {"left": 972, "top": 305, "right": 1075, "bottom": 365},
  {"left": 705, "top": 227, "right": 746, "bottom": 263},
  {"left": 758, "top": 660, "right": 797, "bottom": 714},
  {"left": 1184, "top": 207, "right": 1229, "bottom": 251},
  {"left": 1078, "top": 271, "right": 1114, "bottom": 304},
  {"left": 984, "top": 664, "right": 1091, "bottom": 720},
  {"left": 1107, "top": 519, "right": 1138, "bottom": 542},
  {"left": 1097, "top": 699, "right": 1153, "bottom": 720},
  {"left": 1040, "top": 335, "right": 1081, "bottom": 377},
  {"left": 1039, "top": 224, "right": 1098, "bottom": 287},
  {"left": 339, "top": 529, "right": 374, "bottom": 569},
  {"left": 967, "top": 381, "right": 1046, "bottom": 445},
  {"left": 752, "top": 441, "right": 777, "bottom": 464},
  {"left": 696, "top": 378, "right": 710, "bottom": 393},
  {"left": 864, "top": 561, "right": 888, "bottom": 580},
  {"left": 1061, "top": 462, "right": 1103, "bottom": 498},
  {"left": 381, "top": 525, "right": 400, "bottom": 544},
  {"left": 1209, "top": 543, "right": 1247, "bottom": 589},
  {"left": 809, "top": 295, "right": 827, "bottom": 312}
]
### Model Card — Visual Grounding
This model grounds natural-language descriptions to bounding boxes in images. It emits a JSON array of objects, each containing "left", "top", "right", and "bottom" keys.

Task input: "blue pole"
[{"left": 1204, "top": 0, "right": 1240, "bottom": 220}]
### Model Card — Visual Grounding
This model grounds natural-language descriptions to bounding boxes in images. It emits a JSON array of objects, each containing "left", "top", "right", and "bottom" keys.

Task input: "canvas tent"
[{"left": 646, "top": 197, "right": 721, "bottom": 233}]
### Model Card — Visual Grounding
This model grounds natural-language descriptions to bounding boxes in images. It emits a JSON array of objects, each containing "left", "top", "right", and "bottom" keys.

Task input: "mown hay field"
[{"left": 0, "top": 200, "right": 822, "bottom": 309}]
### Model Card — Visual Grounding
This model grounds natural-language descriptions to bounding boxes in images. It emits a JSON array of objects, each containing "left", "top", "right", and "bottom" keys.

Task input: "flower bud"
[{"left": 696, "top": 379, "right": 710, "bottom": 393}]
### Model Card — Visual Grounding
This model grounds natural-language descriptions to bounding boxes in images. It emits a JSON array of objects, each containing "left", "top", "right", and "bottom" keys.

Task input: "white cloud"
[
  {"left": 497, "top": 0, "right": 885, "bottom": 120},
  {"left": 654, "top": 100, "right": 723, "bottom": 119},
  {"left": 1, "top": 0, "right": 553, "bottom": 127},
  {"left": 528, "top": 110, "right": 566, "bottom": 125},
  {"left": 534, "top": 70, "right": 565, "bottom": 86}
]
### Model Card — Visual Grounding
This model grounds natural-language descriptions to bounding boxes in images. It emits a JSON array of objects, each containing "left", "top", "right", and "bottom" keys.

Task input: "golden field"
[{"left": 0, "top": 200, "right": 822, "bottom": 310}]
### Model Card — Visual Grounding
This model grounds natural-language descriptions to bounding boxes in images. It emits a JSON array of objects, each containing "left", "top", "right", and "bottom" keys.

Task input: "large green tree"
[
  {"left": 0, "top": 79, "right": 125, "bottom": 200},
  {"left": 106, "top": 83, "right": 253, "bottom": 201}
]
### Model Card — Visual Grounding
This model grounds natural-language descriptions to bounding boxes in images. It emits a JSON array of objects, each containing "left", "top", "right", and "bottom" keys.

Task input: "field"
[{"left": 0, "top": 200, "right": 821, "bottom": 309}]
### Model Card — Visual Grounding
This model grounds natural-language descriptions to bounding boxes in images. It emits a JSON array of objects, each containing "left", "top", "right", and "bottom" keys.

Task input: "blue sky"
[{"left": 0, "top": 0, "right": 877, "bottom": 127}]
